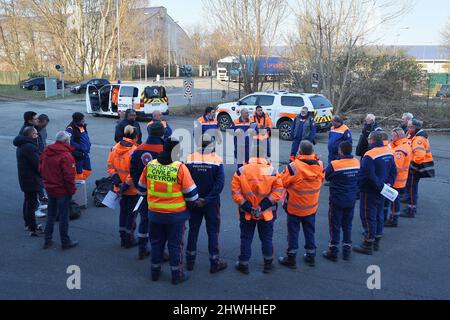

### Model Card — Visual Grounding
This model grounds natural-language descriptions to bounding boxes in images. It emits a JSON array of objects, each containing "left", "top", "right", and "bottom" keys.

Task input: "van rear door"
[{"left": 143, "top": 86, "right": 168, "bottom": 115}]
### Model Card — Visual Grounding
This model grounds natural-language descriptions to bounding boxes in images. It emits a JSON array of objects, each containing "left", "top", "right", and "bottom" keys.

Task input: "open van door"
[{"left": 86, "top": 84, "right": 100, "bottom": 113}]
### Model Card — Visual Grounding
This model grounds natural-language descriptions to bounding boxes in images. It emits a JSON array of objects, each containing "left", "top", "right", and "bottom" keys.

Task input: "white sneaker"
[
  {"left": 35, "top": 210, "right": 47, "bottom": 218},
  {"left": 38, "top": 204, "right": 48, "bottom": 210}
]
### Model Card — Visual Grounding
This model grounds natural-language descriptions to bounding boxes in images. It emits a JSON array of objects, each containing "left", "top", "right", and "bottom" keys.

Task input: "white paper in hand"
[
  {"left": 102, "top": 191, "right": 121, "bottom": 209},
  {"left": 380, "top": 184, "right": 398, "bottom": 202},
  {"left": 132, "top": 196, "right": 144, "bottom": 213}
]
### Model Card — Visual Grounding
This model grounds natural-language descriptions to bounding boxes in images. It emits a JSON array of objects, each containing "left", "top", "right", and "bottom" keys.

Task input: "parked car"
[
  {"left": 20, "top": 77, "right": 62, "bottom": 91},
  {"left": 436, "top": 84, "right": 450, "bottom": 98},
  {"left": 71, "top": 78, "right": 110, "bottom": 94},
  {"left": 216, "top": 91, "right": 334, "bottom": 140}
]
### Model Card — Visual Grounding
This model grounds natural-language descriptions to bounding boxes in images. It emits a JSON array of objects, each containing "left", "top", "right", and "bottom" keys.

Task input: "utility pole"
[
  {"left": 116, "top": 0, "right": 122, "bottom": 83},
  {"left": 168, "top": 19, "right": 171, "bottom": 78}
]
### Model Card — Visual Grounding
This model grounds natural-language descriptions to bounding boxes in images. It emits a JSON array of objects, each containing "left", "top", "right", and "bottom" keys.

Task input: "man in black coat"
[
  {"left": 114, "top": 109, "right": 142, "bottom": 144},
  {"left": 356, "top": 113, "right": 382, "bottom": 157},
  {"left": 13, "top": 126, "right": 43, "bottom": 236}
]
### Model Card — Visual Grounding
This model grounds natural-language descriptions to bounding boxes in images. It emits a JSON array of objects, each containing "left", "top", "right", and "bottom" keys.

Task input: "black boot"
[
  {"left": 278, "top": 255, "right": 297, "bottom": 269},
  {"left": 322, "top": 250, "right": 338, "bottom": 262},
  {"left": 374, "top": 238, "right": 381, "bottom": 251},
  {"left": 353, "top": 240, "right": 373, "bottom": 255},
  {"left": 303, "top": 254, "right": 315, "bottom": 267},
  {"left": 210, "top": 260, "right": 228, "bottom": 274},
  {"left": 172, "top": 271, "right": 190, "bottom": 285},
  {"left": 235, "top": 261, "right": 249, "bottom": 274},
  {"left": 62, "top": 240, "right": 79, "bottom": 250},
  {"left": 151, "top": 266, "right": 161, "bottom": 282},
  {"left": 138, "top": 248, "right": 150, "bottom": 260},
  {"left": 263, "top": 259, "right": 274, "bottom": 274},
  {"left": 400, "top": 207, "right": 416, "bottom": 218}
]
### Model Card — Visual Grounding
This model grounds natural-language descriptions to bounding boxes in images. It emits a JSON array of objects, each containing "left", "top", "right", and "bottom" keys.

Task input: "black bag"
[
  {"left": 69, "top": 201, "right": 82, "bottom": 220},
  {"left": 92, "top": 177, "right": 113, "bottom": 207}
]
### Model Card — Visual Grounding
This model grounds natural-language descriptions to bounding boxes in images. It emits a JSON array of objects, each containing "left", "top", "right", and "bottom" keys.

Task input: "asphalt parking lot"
[{"left": 0, "top": 98, "right": 449, "bottom": 300}]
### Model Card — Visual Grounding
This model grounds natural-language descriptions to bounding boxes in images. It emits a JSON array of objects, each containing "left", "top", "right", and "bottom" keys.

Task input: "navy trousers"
[
  {"left": 328, "top": 202, "right": 355, "bottom": 255},
  {"left": 119, "top": 195, "right": 138, "bottom": 242},
  {"left": 239, "top": 218, "right": 274, "bottom": 263},
  {"left": 286, "top": 213, "right": 316, "bottom": 257},
  {"left": 360, "top": 192, "right": 384, "bottom": 241}
]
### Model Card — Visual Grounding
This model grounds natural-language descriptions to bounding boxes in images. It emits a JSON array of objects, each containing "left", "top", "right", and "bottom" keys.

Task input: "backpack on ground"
[
  {"left": 69, "top": 201, "right": 82, "bottom": 220},
  {"left": 92, "top": 177, "right": 113, "bottom": 207}
]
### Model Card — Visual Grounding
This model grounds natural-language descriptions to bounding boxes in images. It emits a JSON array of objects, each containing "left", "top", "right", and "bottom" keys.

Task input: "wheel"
[
  {"left": 217, "top": 113, "right": 233, "bottom": 132},
  {"left": 278, "top": 120, "right": 293, "bottom": 141},
  {"left": 32, "top": 85, "right": 39, "bottom": 91}
]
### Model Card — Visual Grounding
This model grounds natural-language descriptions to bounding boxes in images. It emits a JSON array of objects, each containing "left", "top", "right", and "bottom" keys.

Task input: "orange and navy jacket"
[
  {"left": 409, "top": 129, "right": 434, "bottom": 177},
  {"left": 390, "top": 138, "right": 412, "bottom": 189},
  {"left": 232, "top": 116, "right": 255, "bottom": 146},
  {"left": 281, "top": 154, "right": 325, "bottom": 217},
  {"left": 328, "top": 124, "right": 352, "bottom": 162},
  {"left": 195, "top": 115, "right": 219, "bottom": 134},
  {"left": 252, "top": 112, "right": 273, "bottom": 140},
  {"left": 137, "top": 159, "right": 199, "bottom": 215},
  {"left": 130, "top": 136, "right": 165, "bottom": 188},
  {"left": 107, "top": 138, "right": 138, "bottom": 195},
  {"left": 325, "top": 155, "right": 360, "bottom": 205},
  {"left": 146, "top": 119, "right": 173, "bottom": 139},
  {"left": 359, "top": 142, "right": 397, "bottom": 193},
  {"left": 186, "top": 151, "right": 224, "bottom": 205},
  {"left": 231, "top": 157, "right": 283, "bottom": 221},
  {"left": 66, "top": 123, "right": 91, "bottom": 154}
]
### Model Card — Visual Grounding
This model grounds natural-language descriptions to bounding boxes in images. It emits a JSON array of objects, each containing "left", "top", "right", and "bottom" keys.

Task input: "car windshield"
[{"left": 310, "top": 95, "right": 332, "bottom": 109}]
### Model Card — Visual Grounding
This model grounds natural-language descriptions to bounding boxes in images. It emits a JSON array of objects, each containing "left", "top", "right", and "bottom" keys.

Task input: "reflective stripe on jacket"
[
  {"left": 390, "top": 138, "right": 412, "bottom": 188},
  {"left": 107, "top": 138, "right": 138, "bottom": 195}
]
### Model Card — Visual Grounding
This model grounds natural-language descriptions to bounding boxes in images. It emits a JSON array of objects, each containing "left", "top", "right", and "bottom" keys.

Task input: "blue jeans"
[
  {"left": 404, "top": 172, "right": 420, "bottom": 209},
  {"left": 360, "top": 192, "right": 384, "bottom": 241},
  {"left": 150, "top": 220, "right": 186, "bottom": 279},
  {"left": 328, "top": 203, "right": 355, "bottom": 255},
  {"left": 287, "top": 214, "right": 316, "bottom": 257},
  {"left": 186, "top": 202, "right": 221, "bottom": 264},
  {"left": 239, "top": 218, "right": 274, "bottom": 262},
  {"left": 119, "top": 195, "right": 138, "bottom": 241},
  {"left": 45, "top": 195, "right": 71, "bottom": 244}
]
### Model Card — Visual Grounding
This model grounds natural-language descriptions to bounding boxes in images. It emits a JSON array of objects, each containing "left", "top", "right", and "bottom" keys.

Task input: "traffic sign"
[
  {"left": 311, "top": 72, "right": 319, "bottom": 89},
  {"left": 183, "top": 78, "right": 194, "bottom": 98}
]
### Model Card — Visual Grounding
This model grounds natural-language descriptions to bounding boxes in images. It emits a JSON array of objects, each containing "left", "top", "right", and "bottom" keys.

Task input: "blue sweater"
[{"left": 325, "top": 155, "right": 360, "bottom": 206}]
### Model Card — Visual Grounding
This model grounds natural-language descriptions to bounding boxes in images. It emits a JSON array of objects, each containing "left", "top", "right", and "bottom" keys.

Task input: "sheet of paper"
[
  {"left": 380, "top": 184, "right": 398, "bottom": 202},
  {"left": 132, "top": 196, "right": 144, "bottom": 213},
  {"left": 102, "top": 191, "right": 121, "bottom": 210}
]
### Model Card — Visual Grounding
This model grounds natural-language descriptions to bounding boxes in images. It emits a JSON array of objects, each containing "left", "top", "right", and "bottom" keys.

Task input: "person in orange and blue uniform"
[
  {"left": 66, "top": 112, "right": 92, "bottom": 181},
  {"left": 147, "top": 110, "right": 172, "bottom": 139},
  {"left": 384, "top": 128, "right": 412, "bottom": 227},
  {"left": 322, "top": 141, "right": 360, "bottom": 262},
  {"left": 194, "top": 107, "right": 222, "bottom": 148},
  {"left": 353, "top": 131, "right": 397, "bottom": 255},
  {"left": 185, "top": 134, "right": 227, "bottom": 274},
  {"left": 137, "top": 137, "right": 199, "bottom": 285},
  {"left": 401, "top": 119, "right": 435, "bottom": 218},
  {"left": 252, "top": 105, "right": 273, "bottom": 158},
  {"left": 231, "top": 108, "right": 255, "bottom": 168},
  {"left": 290, "top": 107, "right": 316, "bottom": 161},
  {"left": 231, "top": 143, "right": 283, "bottom": 274},
  {"left": 107, "top": 125, "right": 139, "bottom": 248},
  {"left": 327, "top": 115, "right": 352, "bottom": 164},
  {"left": 130, "top": 122, "right": 166, "bottom": 259},
  {"left": 279, "top": 141, "right": 325, "bottom": 268}
]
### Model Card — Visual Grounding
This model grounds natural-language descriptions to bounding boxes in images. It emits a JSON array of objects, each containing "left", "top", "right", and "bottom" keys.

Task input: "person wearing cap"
[
  {"left": 115, "top": 109, "right": 142, "bottom": 144},
  {"left": 66, "top": 112, "right": 92, "bottom": 181},
  {"left": 130, "top": 121, "right": 166, "bottom": 259},
  {"left": 185, "top": 134, "right": 227, "bottom": 274},
  {"left": 137, "top": 137, "right": 199, "bottom": 285},
  {"left": 147, "top": 110, "right": 172, "bottom": 139},
  {"left": 401, "top": 119, "right": 434, "bottom": 218}
]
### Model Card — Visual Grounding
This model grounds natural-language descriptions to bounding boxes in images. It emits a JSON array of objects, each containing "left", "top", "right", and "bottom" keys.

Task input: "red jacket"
[{"left": 40, "top": 142, "right": 77, "bottom": 197}]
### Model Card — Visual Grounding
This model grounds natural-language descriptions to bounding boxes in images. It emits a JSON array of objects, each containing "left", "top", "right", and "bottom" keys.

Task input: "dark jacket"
[
  {"left": 356, "top": 122, "right": 382, "bottom": 157},
  {"left": 291, "top": 114, "right": 316, "bottom": 142},
  {"left": 130, "top": 136, "right": 164, "bottom": 187},
  {"left": 115, "top": 119, "right": 142, "bottom": 145},
  {"left": 39, "top": 142, "right": 76, "bottom": 197},
  {"left": 325, "top": 155, "right": 360, "bottom": 206},
  {"left": 66, "top": 122, "right": 91, "bottom": 154},
  {"left": 13, "top": 135, "right": 41, "bottom": 193},
  {"left": 359, "top": 142, "right": 397, "bottom": 194},
  {"left": 37, "top": 127, "right": 47, "bottom": 152}
]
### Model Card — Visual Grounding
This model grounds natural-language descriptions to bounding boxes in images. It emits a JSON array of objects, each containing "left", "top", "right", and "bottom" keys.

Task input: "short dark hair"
[
  {"left": 38, "top": 114, "right": 49, "bottom": 122},
  {"left": 339, "top": 141, "right": 353, "bottom": 155},
  {"left": 72, "top": 112, "right": 84, "bottom": 123},
  {"left": 256, "top": 105, "right": 262, "bottom": 110},
  {"left": 299, "top": 140, "right": 314, "bottom": 155},
  {"left": 125, "top": 109, "right": 136, "bottom": 117},
  {"left": 23, "top": 126, "right": 36, "bottom": 137},
  {"left": 410, "top": 118, "right": 423, "bottom": 129},
  {"left": 24, "top": 111, "right": 37, "bottom": 123},
  {"left": 368, "top": 131, "right": 383, "bottom": 144},
  {"left": 332, "top": 115, "right": 343, "bottom": 125},
  {"left": 204, "top": 106, "right": 214, "bottom": 115}
]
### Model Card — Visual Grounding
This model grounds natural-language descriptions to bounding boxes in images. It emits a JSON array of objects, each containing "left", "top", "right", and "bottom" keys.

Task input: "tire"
[
  {"left": 32, "top": 85, "right": 39, "bottom": 91},
  {"left": 217, "top": 113, "right": 233, "bottom": 132},
  {"left": 278, "top": 120, "right": 293, "bottom": 141}
]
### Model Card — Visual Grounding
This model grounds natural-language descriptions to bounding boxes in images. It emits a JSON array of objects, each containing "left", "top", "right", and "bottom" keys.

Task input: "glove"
[
  {"left": 259, "top": 198, "right": 273, "bottom": 212},
  {"left": 240, "top": 201, "right": 253, "bottom": 213},
  {"left": 111, "top": 174, "right": 121, "bottom": 187}
]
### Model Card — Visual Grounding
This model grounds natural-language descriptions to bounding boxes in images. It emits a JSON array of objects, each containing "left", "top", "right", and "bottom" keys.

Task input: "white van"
[
  {"left": 216, "top": 91, "right": 334, "bottom": 140},
  {"left": 86, "top": 83, "right": 169, "bottom": 117}
]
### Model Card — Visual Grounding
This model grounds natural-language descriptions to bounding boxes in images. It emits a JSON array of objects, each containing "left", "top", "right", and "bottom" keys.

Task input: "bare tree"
[
  {"left": 290, "top": 0, "right": 411, "bottom": 113},
  {"left": 204, "top": 0, "right": 288, "bottom": 93}
]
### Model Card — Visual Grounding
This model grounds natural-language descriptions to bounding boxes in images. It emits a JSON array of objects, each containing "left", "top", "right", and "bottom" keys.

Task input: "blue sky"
[{"left": 152, "top": 0, "right": 450, "bottom": 45}]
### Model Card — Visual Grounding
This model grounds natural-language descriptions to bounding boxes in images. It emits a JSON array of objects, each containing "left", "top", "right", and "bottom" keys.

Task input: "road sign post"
[
  {"left": 183, "top": 77, "right": 194, "bottom": 112},
  {"left": 311, "top": 72, "right": 319, "bottom": 91}
]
